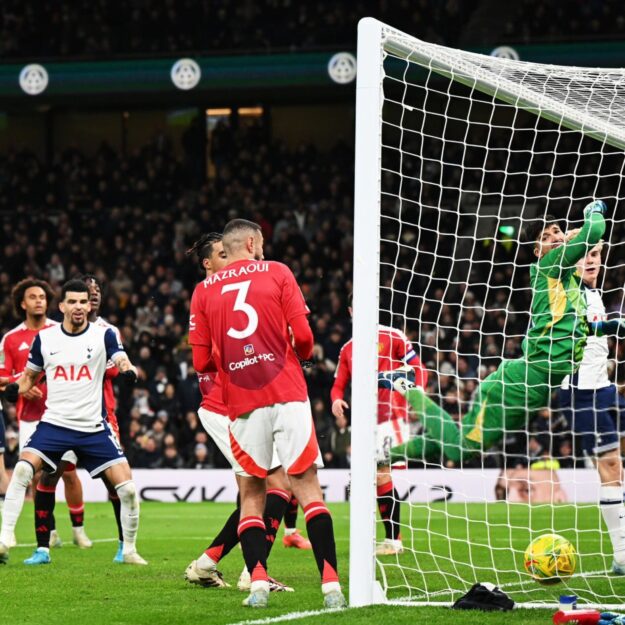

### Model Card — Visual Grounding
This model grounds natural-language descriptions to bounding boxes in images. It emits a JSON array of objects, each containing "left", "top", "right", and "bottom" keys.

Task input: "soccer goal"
[{"left": 350, "top": 17, "right": 625, "bottom": 609}]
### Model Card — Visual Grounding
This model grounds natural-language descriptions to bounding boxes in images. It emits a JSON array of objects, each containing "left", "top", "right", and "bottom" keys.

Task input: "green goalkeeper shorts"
[{"left": 460, "top": 358, "right": 554, "bottom": 452}]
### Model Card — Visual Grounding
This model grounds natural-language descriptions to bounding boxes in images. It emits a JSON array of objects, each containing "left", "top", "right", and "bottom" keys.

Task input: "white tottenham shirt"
[
  {"left": 26, "top": 322, "right": 124, "bottom": 432},
  {"left": 561, "top": 287, "right": 610, "bottom": 391}
]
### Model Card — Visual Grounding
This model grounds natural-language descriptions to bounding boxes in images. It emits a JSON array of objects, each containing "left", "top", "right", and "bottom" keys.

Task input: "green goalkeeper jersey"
[{"left": 522, "top": 211, "right": 605, "bottom": 374}]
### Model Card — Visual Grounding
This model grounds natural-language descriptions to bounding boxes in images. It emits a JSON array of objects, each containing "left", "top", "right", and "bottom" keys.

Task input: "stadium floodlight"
[{"left": 351, "top": 17, "right": 625, "bottom": 609}]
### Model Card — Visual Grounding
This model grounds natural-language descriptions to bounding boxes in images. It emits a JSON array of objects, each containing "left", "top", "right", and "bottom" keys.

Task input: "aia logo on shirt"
[
  {"left": 53, "top": 364, "right": 93, "bottom": 381},
  {"left": 244, "top": 344, "right": 255, "bottom": 356}
]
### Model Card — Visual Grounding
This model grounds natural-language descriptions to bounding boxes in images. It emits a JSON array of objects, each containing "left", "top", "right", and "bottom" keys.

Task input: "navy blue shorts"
[
  {"left": 558, "top": 384, "right": 625, "bottom": 456},
  {"left": 23, "top": 421, "right": 126, "bottom": 476},
  {"left": 0, "top": 410, "right": 5, "bottom": 455}
]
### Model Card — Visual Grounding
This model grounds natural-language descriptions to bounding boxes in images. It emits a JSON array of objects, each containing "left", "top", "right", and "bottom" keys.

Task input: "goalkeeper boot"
[
  {"left": 242, "top": 583, "right": 269, "bottom": 608},
  {"left": 378, "top": 366, "right": 415, "bottom": 396},
  {"left": 113, "top": 541, "right": 124, "bottom": 563},
  {"left": 282, "top": 529, "right": 312, "bottom": 550},
  {"left": 24, "top": 547, "right": 51, "bottom": 566},
  {"left": 184, "top": 560, "right": 229, "bottom": 588},
  {"left": 49, "top": 530, "right": 63, "bottom": 548},
  {"left": 323, "top": 589, "right": 347, "bottom": 609},
  {"left": 72, "top": 526, "right": 93, "bottom": 549},
  {"left": 375, "top": 538, "right": 404, "bottom": 556},
  {"left": 612, "top": 559, "right": 625, "bottom": 575},
  {"left": 122, "top": 551, "right": 148, "bottom": 565}
]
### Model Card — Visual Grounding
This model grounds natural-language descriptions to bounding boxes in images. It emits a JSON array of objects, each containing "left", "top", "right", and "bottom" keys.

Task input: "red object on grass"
[{"left": 553, "top": 610, "right": 601, "bottom": 625}]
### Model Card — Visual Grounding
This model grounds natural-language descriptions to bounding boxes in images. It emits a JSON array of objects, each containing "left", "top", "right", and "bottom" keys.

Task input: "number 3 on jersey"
[{"left": 222, "top": 281, "right": 258, "bottom": 340}]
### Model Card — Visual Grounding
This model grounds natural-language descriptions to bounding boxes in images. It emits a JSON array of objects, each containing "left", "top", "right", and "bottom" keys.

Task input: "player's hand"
[
  {"left": 23, "top": 386, "right": 43, "bottom": 401},
  {"left": 584, "top": 200, "right": 606, "bottom": 217},
  {"left": 332, "top": 399, "right": 349, "bottom": 419},
  {"left": 119, "top": 367, "right": 138, "bottom": 384},
  {"left": 4, "top": 383, "right": 19, "bottom": 403}
]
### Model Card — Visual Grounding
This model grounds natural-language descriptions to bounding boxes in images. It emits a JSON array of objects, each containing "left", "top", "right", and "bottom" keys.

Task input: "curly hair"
[
  {"left": 186, "top": 232, "right": 223, "bottom": 268},
  {"left": 11, "top": 278, "right": 55, "bottom": 319}
]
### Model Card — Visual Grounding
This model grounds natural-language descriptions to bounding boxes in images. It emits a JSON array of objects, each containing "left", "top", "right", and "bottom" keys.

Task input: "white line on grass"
[{"left": 226, "top": 608, "right": 350, "bottom": 625}]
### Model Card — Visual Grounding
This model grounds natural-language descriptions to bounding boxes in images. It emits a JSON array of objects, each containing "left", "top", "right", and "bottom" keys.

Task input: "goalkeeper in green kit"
[{"left": 380, "top": 200, "right": 607, "bottom": 465}]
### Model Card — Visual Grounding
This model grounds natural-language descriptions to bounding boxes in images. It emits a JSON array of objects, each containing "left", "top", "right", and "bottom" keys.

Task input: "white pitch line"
[{"left": 226, "top": 608, "right": 349, "bottom": 625}]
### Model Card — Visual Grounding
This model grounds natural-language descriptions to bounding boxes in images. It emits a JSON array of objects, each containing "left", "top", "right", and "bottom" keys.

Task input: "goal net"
[{"left": 350, "top": 17, "right": 625, "bottom": 609}]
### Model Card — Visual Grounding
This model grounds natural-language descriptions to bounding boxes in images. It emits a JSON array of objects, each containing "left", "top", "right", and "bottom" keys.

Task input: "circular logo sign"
[
  {"left": 170, "top": 58, "right": 201, "bottom": 90},
  {"left": 19, "top": 64, "right": 49, "bottom": 95},
  {"left": 490, "top": 46, "right": 520, "bottom": 61},
  {"left": 327, "top": 52, "right": 357, "bottom": 84}
]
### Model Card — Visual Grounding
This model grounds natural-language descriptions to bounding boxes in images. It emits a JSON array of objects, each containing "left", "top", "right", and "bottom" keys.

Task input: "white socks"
[
  {"left": 197, "top": 553, "right": 217, "bottom": 570},
  {"left": 600, "top": 485, "right": 625, "bottom": 564},
  {"left": 116, "top": 480, "right": 140, "bottom": 555},
  {"left": 0, "top": 461, "right": 33, "bottom": 546}
]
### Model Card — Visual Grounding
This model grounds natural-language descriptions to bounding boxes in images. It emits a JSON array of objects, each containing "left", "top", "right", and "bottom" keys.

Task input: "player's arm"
[
  {"left": 1, "top": 334, "right": 44, "bottom": 400},
  {"left": 539, "top": 201, "right": 606, "bottom": 273},
  {"left": 289, "top": 314, "right": 314, "bottom": 362},
  {"left": 331, "top": 347, "right": 350, "bottom": 418},
  {"left": 393, "top": 329, "right": 428, "bottom": 389},
  {"left": 105, "top": 328, "right": 138, "bottom": 382},
  {"left": 279, "top": 264, "right": 314, "bottom": 363}
]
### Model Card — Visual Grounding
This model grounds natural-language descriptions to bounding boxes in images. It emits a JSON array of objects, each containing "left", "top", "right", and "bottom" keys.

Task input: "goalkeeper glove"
[
  {"left": 378, "top": 366, "right": 416, "bottom": 396},
  {"left": 599, "top": 613, "right": 625, "bottom": 625},
  {"left": 584, "top": 200, "right": 606, "bottom": 217},
  {"left": 590, "top": 319, "right": 625, "bottom": 339},
  {"left": 4, "top": 383, "right": 19, "bottom": 403}
]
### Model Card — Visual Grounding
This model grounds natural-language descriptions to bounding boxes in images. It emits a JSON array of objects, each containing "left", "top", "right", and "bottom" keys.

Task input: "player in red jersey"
[
  {"left": 190, "top": 219, "right": 345, "bottom": 609},
  {"left": 0, "top": 278, "right": 92, "bottom": 553},
  {"left": 26, "top": 274, "right": 129, "bottom": 564},
  {"left": 185, "top": 233, "right": 296, "bottom": 592},
  {"left": 331, "top": 295, "right": 427, "bottom": 556}
]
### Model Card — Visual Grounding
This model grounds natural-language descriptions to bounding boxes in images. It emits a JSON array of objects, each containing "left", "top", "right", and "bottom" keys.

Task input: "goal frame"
[{"left": 350, "top": 16, "right": 625, "bottom": 609}]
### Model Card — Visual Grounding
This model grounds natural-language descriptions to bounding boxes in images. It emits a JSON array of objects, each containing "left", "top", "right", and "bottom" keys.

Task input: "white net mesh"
[{"left": 371, "top": 25, "right": 625, "bottom": 607}]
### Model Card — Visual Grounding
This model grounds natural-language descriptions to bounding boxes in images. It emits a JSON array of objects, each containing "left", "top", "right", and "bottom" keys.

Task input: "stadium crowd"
[
  {"left": 0, "top": 0, "right": 622, "bottom": 61},
  {"left": 2, "top": 109, "right": 625, "bottom": 472},
  {"left": 0, "top": 0, "right": 476, "bottom": 59}
]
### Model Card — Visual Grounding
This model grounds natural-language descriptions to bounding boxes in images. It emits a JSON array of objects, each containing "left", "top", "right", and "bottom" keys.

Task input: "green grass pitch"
[{"left": 1, "top": 501, "right": 623, "bottom": 625}]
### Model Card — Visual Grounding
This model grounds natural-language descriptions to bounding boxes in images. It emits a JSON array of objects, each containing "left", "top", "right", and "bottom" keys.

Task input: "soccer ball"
[{"left": 524, "top": 533, "right": 577, "bottom": 585}]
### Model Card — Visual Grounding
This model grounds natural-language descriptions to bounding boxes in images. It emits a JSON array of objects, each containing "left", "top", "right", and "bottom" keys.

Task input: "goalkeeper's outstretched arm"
[{"left": 539, "top": 200, "right": 606, "bottom": 274}]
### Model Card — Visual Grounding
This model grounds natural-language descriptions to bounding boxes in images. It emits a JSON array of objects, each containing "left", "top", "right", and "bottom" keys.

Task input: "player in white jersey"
[
  {"left": 0, "top": 279, "right": 146, "bottom": 566},
  {"left": 558, "top": 242, "right": 625, "bottom": 574},
  {"left": 25, "top": 274, "right": 128, "bottom": 565}
]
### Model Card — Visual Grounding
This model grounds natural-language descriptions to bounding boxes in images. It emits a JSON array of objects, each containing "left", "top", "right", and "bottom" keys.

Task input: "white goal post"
[{"left": 350, "top": 17, "right": 625, "bottom": 608}]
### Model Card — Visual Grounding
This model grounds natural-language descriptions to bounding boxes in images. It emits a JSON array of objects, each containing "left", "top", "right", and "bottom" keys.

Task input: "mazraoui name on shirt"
[{"left": 26, "top": 322, "right": 124, "bottom": 432}]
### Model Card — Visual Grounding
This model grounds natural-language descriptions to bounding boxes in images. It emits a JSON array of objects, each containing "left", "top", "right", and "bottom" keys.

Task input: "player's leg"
[
  {"left": 100, "top": 472, "right": 124, "bottom": 563},
  {"left": 79, "top": 422, "right": 146, "bottom": 565},
  {"left": 0, "top": 450, "right": 45, "bottom": 561},
  {"left": 229, "top": 407, "right": 279, "bottom": 607},
  {"left": 101, "top": 461, "right": 146, "bottom": 565},
  {"left": 186, "top": 407, "right": 242, "bottom": 587},
  {"left": 282, "top": 494, "right": 312, "bottom": 549},
  {"left": 25, "top": 468, "right": 60, "bottom": 564},
  {"left": 0, "top": 411, "right": 8, "bottom": 522},
  {"left": 274, "top": 400, "right": 346, "bottom": 609},
  {"left": 581, "top": 386, "right": 625, "bottom": 573},
  {"left": 237, "top": 466, "right": 294, "bottom": 593},
  {"left": 61, "top": 452, "right": 92, "bottom": 549}
]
